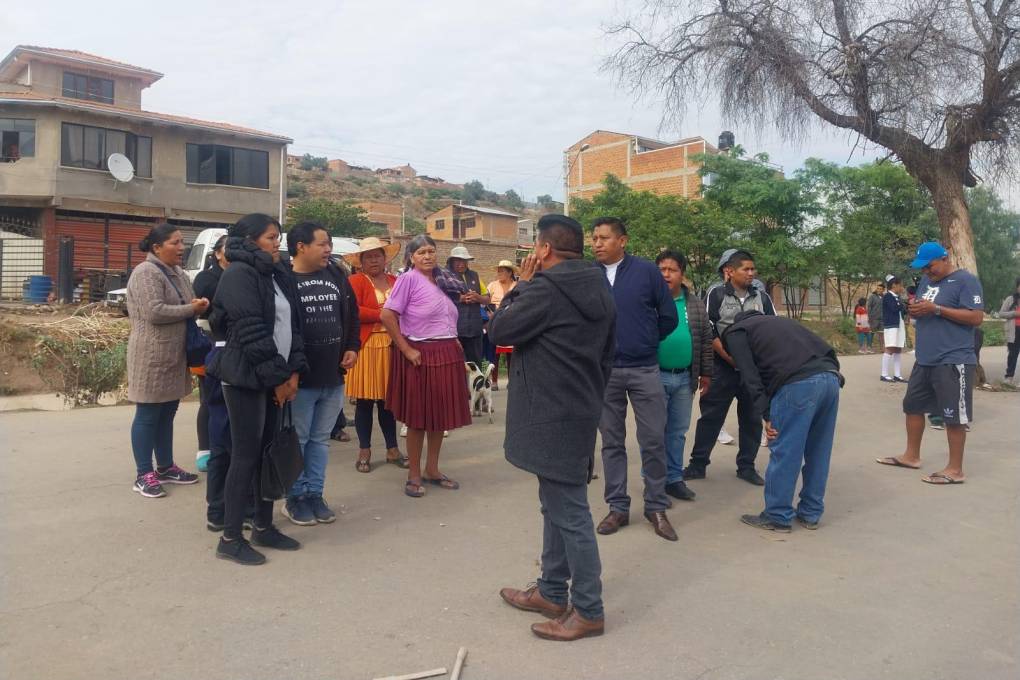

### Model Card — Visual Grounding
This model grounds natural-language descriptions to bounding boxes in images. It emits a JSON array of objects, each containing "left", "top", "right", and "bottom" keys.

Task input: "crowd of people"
[{"left": 124, "top": 210, "right": 1000, "bottom": 638}]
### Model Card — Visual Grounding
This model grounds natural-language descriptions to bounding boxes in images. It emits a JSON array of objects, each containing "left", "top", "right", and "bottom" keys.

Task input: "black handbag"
[
  {"left": 260, "top": 402, "right": 304, "bottom": 501},
  {"left": 154, "top": 262, "right": 212, "bottom": 367}
]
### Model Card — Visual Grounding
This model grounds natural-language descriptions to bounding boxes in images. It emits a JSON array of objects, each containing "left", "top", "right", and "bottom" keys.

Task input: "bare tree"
[{"left": 608, "top": 0, "right": 1020, "bottom": 273}]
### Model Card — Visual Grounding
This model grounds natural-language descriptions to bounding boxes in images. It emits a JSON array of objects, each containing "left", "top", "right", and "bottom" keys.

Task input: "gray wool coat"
[{"left": 126, "top": 253, "right": 197, "bottom": 403}]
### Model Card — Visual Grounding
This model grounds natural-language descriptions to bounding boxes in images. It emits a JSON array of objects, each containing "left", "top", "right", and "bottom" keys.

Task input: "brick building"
[
  {"left": 356, "top": 200, "right": 403, "bottom": 235},
  {"left": 564, "top": 130, "right": 715, "bottom": 206},
  {"left": 327, "top": 158, "right": 349, "bottom": 176},
  {"left": 425, "top": 204, "right": 519, "bottom": 242}
]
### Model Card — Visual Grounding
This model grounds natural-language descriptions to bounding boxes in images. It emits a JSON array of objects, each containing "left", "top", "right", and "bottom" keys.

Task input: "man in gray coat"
[{"left": 491, "top": 214, "right": 615, "bottom": 642}]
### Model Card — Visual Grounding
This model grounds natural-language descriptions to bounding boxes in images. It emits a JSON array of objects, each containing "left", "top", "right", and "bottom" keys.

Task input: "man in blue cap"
[{"left": 876, "top": 242, "right": 984, "bottom": 485}]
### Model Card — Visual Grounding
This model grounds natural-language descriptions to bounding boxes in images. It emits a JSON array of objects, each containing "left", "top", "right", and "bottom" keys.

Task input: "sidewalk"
[{"left": 1, "top": 348, "right": 1017, "bottom": 680}]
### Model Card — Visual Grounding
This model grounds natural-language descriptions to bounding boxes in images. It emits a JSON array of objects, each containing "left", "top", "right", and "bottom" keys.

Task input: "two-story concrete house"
[{"left": 0, "top": 45, "right": 291, "bottom": 280}]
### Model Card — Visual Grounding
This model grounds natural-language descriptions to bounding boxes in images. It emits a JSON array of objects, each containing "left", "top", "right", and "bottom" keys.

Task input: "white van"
[{"left": 183, "top": 228, "right": 361, "bottom": 281}]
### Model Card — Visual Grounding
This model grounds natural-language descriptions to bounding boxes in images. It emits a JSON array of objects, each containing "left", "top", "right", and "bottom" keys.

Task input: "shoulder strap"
[{"left": 152, "top": 261, "right": 186, "bottom": 304}]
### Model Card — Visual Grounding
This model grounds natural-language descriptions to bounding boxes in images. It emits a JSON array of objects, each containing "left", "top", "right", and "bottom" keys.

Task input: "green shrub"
[
  {"left": 31, "top": 336, "right": 127, "bottom": 407},
  {"left": 982, "top": 320, "right": 1005, "bottom": 346}
]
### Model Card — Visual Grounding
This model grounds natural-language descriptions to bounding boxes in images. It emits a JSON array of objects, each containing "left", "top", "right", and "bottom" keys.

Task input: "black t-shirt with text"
[{"left": 295, "top": 271, "right": 344, "bottom": 388}]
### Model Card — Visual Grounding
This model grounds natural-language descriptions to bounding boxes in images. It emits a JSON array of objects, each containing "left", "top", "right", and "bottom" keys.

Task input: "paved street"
[{"left": 1, "top": 348, "right": 1017, "bottom": 680}]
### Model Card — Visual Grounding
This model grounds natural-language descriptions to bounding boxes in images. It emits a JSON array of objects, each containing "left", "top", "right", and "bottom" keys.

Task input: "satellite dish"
[{"left": 107, "top": 153, "right": 135, "bottom": 183}]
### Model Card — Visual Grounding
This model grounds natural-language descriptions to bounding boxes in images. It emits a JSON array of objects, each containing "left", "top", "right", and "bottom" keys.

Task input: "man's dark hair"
[
  {"left": 857, "top": 297, "right": 867, "bottom": 307},
  {"left": 230, "top": 212, "right": 282, "bottom": 241},
  {"left": 723, "top": 249, "right": 754, "bottom": 270},
  {"left": 655, "top": 249, "right": 688, "bottom": 271},
  {"left": 591, "top": 216, "right": 627, "bottom": 236},
  {"left": 287, "top": 221, "right": 327, "bottom": 256},
  {"left": 536, "top": 214, "right": 583, "bottom": 257}
]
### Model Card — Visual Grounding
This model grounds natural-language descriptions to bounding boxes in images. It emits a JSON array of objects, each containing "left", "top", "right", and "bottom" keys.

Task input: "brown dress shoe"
[
  {"left": 596, "top": 511, "right": 629, "bottom": 535},
  {"left": 499, "top": 585, "right": 567, "bottom": 619},
  {"left": 644, "top": 511, "right": 678, "bottom": 541},
  {"left": 531, "top": 607, "right": 605, "bottom": 641}
]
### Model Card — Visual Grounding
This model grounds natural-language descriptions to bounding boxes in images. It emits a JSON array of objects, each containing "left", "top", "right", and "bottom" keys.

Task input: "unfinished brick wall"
[{"left": 392, "top": 234, "right": 521, "bottom": 280}]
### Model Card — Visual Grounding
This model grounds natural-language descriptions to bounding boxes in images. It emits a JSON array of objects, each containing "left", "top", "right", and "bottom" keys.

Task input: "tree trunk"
[{"left": 930, "top": 173, "right": 978, "bottom": 274}]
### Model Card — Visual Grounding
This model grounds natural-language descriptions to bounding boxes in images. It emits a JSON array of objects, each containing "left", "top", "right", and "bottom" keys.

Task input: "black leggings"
[
  {"left": 196, "top": 376, "right": 210, "bottom": 451},
  {"left": 354, "top": 399, "right": 398, "bottom": 449},
  {"left": 222, "top": 386, "right": 278, "bottom": 540}
]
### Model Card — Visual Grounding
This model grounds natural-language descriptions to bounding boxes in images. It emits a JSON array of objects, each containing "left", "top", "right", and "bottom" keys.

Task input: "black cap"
[{"left": 537, "top": 213, "right": 583, "bottom": 233}]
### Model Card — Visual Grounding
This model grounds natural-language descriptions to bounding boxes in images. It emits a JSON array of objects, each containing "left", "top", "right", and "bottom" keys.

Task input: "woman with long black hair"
[{"left": 207, "top": 213, "right": 308, "bottom": 565}]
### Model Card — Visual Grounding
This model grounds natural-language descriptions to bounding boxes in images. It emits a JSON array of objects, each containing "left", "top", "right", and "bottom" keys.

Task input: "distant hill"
[{"left": 285, "top": 167, "right": 561, "bottom": 226}]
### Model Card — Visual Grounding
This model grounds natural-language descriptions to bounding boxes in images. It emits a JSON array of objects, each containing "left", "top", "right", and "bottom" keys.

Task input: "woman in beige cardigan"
[{"left": 126, "top": 223, "right": 209, "bottom": 498}]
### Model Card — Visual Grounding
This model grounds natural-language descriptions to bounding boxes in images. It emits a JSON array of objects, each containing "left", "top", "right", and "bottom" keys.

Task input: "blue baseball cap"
[{"left": 910, "top": 241, "right": 948, "bottom": 268}]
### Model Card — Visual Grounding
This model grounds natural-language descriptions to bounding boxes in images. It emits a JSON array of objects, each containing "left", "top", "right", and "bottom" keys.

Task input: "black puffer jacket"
[
  {"left": 192, "top": 263, "right": 224, "bottom": 319},
  {"left": 207, "top": 237, "right": 308, "bottom": 390}
]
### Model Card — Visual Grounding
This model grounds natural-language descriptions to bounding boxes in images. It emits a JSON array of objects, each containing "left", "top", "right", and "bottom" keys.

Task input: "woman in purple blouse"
[{"left": 380, "top": 235, "right": 472, "bottom": 497}]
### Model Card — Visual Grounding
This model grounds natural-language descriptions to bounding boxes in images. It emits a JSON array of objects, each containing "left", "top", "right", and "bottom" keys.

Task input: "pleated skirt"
[
  {"left": 387, "top": 338, "right": 472, "bottom": 432},
  {"left": 346, "top": 332, "right": 391, "bottom": 401}
]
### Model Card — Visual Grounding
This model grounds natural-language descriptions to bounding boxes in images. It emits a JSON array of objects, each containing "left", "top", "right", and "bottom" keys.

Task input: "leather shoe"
[
  {"left": 665, "top": 480, "right": 696, "bottom": 500},
  {"left": 596, "top": 511, "right": 629, "bottom": 535},
  {"left": 644, "top": 511, "right": 678, "bottom": 541},
  {"left": 682, "top": 465, "right": 706, "bottom": 480},
  {"left": 499, "top": 585, "right": 567, "bottom": 619},
  {"left": 531, "top": 607, "right": 605, "bottom": 641},
  {"left": 737, "top": 468, "right": 765, "bottom": 486}
]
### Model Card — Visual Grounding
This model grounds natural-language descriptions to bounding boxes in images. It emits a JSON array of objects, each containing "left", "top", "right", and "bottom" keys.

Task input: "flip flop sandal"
[
  {"left": 422, "top": 475, "right": 460, "bottom": 490},
  {"left": 404, "top": 480, "right": 426, "bottom": 498},
  {"left": 355, "top": 457, "right": 372, "bottom": 473},
  {"left": 386, "top": 454, "right": 410, "bottom": 469},
  {"left": 921, "top": 473, "right": 965, "bottom": 485},
  {"left": 875, "top": 456, "right": 921, "bottom": 469}
]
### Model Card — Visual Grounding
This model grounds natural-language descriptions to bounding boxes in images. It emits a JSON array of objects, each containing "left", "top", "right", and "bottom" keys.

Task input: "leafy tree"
[
  {"left": 461, "top": 180, "right": 487, "bottom": 204},
  {"left": 299, "top": 153, "right": 328, "bottom": 171},
  {"left": 967, "top": 187, "right": 1020, "bottom": 304},
  {"left": 286, "top": 179, "right": 308, "bottom": 199},
  {"left": 608, "top": 0, "right": 1020, "bottom": 275},
  {"left": 402, "top": 215, "right": 427, "bottom": 235},
  {"left": 285, "top": 198, "right": 383, "bottom": 238},
  {"left": 504, "top": 189, "right": 524, "bottom": 210}
]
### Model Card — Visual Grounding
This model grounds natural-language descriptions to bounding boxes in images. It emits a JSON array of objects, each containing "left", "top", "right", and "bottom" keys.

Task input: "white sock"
[
  {"left": 881, "top": 353, "right": 890, "bottom": 377},
  {"left": 893, "top": 354, "right": 902, "bottom": 378}
]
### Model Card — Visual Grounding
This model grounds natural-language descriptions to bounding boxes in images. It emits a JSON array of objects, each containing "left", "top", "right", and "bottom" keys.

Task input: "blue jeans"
[
  {"left": 661, "top": 369, "right": 694, "bottom": 483},
  {"left": 290, "top": 384, "right": 345, "bottom": 498},
  {"left": 763, "top": 372, "right": 840, "bottom": 526},
  {"left": 130, "top": 400, "right": 179, "bottom": 475}
]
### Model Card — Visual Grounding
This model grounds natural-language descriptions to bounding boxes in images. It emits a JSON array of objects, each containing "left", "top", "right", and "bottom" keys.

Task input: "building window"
[
  {"left": 434, "top": 219, "right": 445, "bottom": 230},
  {"left": 186, "top": 143, "right": 269, "bottom": 189},
  {"left": 62, "top": 72, "right": 115, "bottom": 104},
  {"left": 461, "top": 218, "right": 476, "bottom": 230},
  {"left": 60, "top": 123, "right": 152, "bottom": 177},
  {"left": 1, "top": 118, "right": 35, "bottom": 161}
]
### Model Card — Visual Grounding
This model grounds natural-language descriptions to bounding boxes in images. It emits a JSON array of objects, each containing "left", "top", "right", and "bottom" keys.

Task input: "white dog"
[{"left": 465, "top": 361, "right": 494, "bottom": 423}]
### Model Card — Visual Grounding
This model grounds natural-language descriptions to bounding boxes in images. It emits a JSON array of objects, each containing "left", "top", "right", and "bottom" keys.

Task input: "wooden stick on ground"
[
  {"left": 371, "top": 667, "right": 447, "bottom": 680},
  {"left": 450, "top": 647, "right": 468, "bottom": 680}
]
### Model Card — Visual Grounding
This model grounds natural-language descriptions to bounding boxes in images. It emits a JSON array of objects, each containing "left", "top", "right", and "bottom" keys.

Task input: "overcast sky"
[{"left": 5, "top": 0, "right": 1015, "bottom": 208}]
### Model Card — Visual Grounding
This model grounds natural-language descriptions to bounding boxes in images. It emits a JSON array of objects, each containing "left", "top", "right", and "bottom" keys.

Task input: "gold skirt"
[{"left": 346, "top": 330, "right": 392, "bottom": 401}]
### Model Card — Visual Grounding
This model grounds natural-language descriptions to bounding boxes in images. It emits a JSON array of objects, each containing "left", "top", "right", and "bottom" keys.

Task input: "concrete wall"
[
  {"left": 0, "top": 103, "right": 286, "bottom": 223},
  {"left": 18, "top": 58, "right": 145, "bottom": 109}
]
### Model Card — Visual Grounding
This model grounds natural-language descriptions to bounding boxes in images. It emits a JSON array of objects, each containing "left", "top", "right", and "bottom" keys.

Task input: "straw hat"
[
  {"left": 495, "top": 259, "right": 519, "bottom": 274},
  {"left": 344, "top": 237, "right": 401, "bottom": 267}
]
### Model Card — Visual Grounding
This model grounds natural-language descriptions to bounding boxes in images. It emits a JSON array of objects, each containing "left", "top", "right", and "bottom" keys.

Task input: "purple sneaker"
[
  {"left": 156, "top": 464, "right": 199, "bottom": 485},
  {"left": 133, "top": 472, "right": 167, "bottom": 498}
]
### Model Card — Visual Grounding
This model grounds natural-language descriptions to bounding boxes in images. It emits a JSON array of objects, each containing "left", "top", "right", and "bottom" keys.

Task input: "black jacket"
[
  {"left": 192, "top": 263, "right": 224, "bottom": 319},
  {"left": 489, "top": 259, "right": 616, "bottom": 485},
  {"left": 446, "top": 259, "right": 485, "bottom": 338},
  {"left": 723, "top": 313, "right": 842, "bottom": 421},
  {"left": 207, "top": 237, "right": 308, "bottom": 390}
]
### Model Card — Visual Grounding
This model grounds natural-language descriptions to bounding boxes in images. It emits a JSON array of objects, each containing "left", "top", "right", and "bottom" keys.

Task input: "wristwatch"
[{"left": 934, "top": 304, "right": 942, "bottom": 316}]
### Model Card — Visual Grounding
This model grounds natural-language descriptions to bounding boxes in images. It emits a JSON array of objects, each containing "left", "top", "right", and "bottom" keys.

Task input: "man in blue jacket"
[{"left": 592, "top": 217, "right": 679, "bottom": 542}]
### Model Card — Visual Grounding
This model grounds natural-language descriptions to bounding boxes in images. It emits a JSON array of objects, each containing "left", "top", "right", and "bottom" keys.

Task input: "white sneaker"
[{"left": 717, "top": 429, "right": 735, "bottom": 445}]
